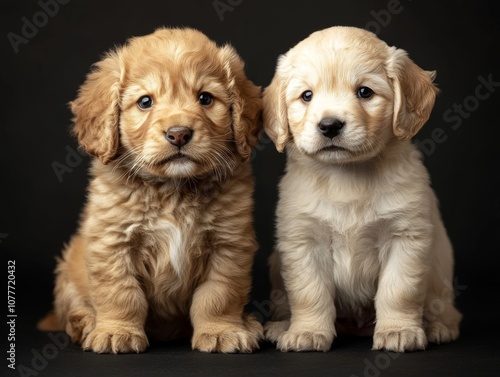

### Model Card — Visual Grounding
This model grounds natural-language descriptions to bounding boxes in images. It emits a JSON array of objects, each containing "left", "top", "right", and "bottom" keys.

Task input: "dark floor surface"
[{"left": 8, "top": 296, "right": 500, "bottom": 377}]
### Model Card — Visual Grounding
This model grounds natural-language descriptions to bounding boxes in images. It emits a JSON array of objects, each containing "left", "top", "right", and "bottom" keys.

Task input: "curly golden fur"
[{"left": 39, "top": 27, "right": 263, "bottom": 354}]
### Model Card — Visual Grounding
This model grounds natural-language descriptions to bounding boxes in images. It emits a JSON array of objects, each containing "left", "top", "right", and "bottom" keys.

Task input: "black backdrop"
[{"left": 1, "top": 1, "right": 499, "bottom": 376}]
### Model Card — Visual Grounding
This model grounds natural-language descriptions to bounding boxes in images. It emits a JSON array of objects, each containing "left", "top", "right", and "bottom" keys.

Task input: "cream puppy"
[{"left": 263, "top": 26, "right": 462, "bottom": 352}]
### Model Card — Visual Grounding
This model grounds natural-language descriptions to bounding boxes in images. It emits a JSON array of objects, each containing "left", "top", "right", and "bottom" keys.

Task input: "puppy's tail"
[{"left": 37, "top": 311, "right": 63, "bottom": 331}]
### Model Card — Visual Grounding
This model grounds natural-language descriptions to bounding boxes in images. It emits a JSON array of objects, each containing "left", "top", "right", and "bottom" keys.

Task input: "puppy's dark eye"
[
  {"left": 198, "top": 92, "right": 213, "bottom": 106},
  {"left": 301, "top": 90, "right": 313, "bottom": 102},
  {"left": 137, "top": 95, "right": 153, "bottom": 109},
  {"left": 357, "top": 87, "right": 374, "bottom": 99}
]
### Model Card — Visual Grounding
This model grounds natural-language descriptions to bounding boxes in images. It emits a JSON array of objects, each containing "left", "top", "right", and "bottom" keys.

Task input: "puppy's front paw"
[
  {"left": 192, "top": 321, "right": 263, "bottom": 353},
  {"left": 244, "top": 315, "right": 265, "bottom": 340},
  {"left": 66, "top": 309, "right": 95, "bottom": 344},
  {"left": 426, "top": 321, "right": 459, "bottom": 344},
  {"left": 275, "top": 328, "right": 334, "bottom": 352},
  {"left": 264, "top": 320, "right": 290, "bottom": 343},
  {"left": 373, "top": 327, "right": 427, "bottom": 352},
  {"left": 82, "top": 327, "right": 148, "bottom": 354}
]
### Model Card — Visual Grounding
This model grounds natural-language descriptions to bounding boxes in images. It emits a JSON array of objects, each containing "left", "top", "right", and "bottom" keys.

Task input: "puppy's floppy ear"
[
  {"left": 386, "top": 47, "right": 439, "bottom": 140},
  {"left": 219, "top": 45, "right": 261, "bottom": 162},
  {"left": 262, "top": 55, "right": 291, "bottom": 153},
  {"left": 70, "top": 50, "right": 124, "bottom": 164}
]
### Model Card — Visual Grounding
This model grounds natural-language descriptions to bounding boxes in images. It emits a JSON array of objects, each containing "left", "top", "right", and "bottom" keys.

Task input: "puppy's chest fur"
[
  {"left": 312, "top": 182, "right": 386, "bottom": 310},
  {"left": 127, "top": 187, "right": 209, "bottom": 291},
  {"left": 279, "top": 154, "right": 427, "bottom": 314},
  {"left": 85, "top": 170, "right": 224, "bottom": 315}
]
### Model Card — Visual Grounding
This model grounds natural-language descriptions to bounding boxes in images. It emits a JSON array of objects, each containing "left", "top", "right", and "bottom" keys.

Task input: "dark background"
[{"left": 1, "top": 0, "right": 499, "bottom": 376}]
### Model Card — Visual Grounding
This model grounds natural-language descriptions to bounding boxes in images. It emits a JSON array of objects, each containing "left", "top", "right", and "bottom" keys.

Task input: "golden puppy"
[
  {"left": 263, "top": 26, "right": 462, "bottom": 352},
  {"left": 38, "top": 28, "right": 263, "bottom": 353}
]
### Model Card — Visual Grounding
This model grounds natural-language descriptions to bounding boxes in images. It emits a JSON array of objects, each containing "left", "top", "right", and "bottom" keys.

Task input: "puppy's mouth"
[
  {"left": 157, "top": 153, "right": 197, "bottom": 165},
  {"left": 318, "top": 145, "right": 349, "bottom": 153}
]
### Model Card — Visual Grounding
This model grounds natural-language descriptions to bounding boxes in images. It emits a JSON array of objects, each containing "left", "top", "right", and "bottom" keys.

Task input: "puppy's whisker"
[
  {"left": 207, "top": 147, "right": 235, "bottom": 181},
  {"left": 111, "top": 144, "right": 146, "bottom": 180},
  {"left": 126, "top": 154, "right": 150, "bottom": 183}
]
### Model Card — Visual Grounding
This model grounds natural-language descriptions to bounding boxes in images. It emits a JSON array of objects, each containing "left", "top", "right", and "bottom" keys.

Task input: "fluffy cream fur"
[
  {"left": 263, "top": 26, "right": 462, "bottom": 352},
  {"left": 38, "top": 28, "right": 263, "bottom": 354}
]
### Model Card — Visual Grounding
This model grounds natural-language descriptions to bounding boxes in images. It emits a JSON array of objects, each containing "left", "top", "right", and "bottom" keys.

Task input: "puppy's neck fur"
[
  {"left": 287, "top": 139, "right": 423, "bottom": 181},
  {"left": 91, "top": 158, "right": 247, "bottom": 199}
]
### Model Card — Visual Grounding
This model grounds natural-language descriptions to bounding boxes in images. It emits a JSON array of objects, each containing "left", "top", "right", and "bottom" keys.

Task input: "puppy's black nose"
[
  {"left": 165, "top": 127, "right": 193, "bottom": 147},
  {"left": 318, "top": 118, "right": 345, "bottom": 139}
]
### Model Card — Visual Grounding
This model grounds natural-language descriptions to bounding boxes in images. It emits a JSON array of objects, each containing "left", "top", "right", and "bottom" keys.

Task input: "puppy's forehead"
[
  {"left": 293, "top": 26, "right": 387, "bottom": 54},
  {"left": 127, "top": 28, "right": 219, "bottom": 57},
  {"left": 122, "top": 29, "right": 227, "bottom": 94},
  {"left": 125, "top": 29, "right": 221, "bottom": 72},
  {"left": 285, "top": 26, "right": 389, "bottom": 79}
]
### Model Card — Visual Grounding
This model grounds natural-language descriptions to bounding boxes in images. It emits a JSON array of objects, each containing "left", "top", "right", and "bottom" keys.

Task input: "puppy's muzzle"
[
  {"left": 318, "top": 118, "right": 345, "bottom": 139},
  {"left": 165, "top": 126, "right": 193, "bottom": 147}
]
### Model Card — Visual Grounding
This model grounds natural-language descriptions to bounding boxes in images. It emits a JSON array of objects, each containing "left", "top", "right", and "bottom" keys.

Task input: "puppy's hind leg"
[
  {"left": 268, "top": 250, "right": 291, "bottom": 320},
  {"left": 424, "top": 218, "right": 462, "bottom": 344},
  {"left": 263, "top": 250, "right": 291, "bottom": 342},
  {"left": 53, "top": 236, "right": 96, "bottom": 344},
  {"left": 65, "top": 307, "right": 96, "bottom": 345}
]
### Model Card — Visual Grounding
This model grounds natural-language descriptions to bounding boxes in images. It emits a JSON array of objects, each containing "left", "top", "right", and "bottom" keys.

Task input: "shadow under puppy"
[
  {"left": 38, "top": 28, "right": 263, "bottom": 353},
  {"left": 263, "top": 26, "right": 462, "bottom": 352}
]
